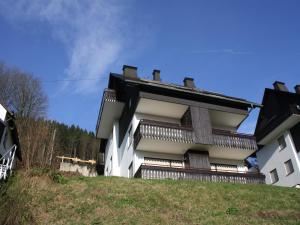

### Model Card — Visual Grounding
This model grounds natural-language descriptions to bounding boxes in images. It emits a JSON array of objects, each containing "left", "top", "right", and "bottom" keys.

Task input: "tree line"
[{"left": 0, "top": 62, "right": 101, "bottom": 170}]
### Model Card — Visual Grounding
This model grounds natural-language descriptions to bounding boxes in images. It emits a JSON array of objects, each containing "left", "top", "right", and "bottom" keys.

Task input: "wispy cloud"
[
  {"left": 0, "top": 0, "right": 143, "bottom": 94},
  {"left": 193, "top": 49, "right": 253, "bottom": 55}
]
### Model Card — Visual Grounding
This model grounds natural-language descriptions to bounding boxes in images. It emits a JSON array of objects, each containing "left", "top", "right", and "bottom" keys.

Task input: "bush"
[{"left": 51, "top": 172, "right": 67, "bottom": 184}]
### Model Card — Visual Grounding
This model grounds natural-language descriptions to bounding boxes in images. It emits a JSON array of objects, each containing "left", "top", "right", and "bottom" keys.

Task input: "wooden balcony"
[
  {"left": 135, "top": 164, "right": 265, "bottom": 184},
  {"left": 212, "top": 129, "right": 258, "bottom": 151},
  {"left": 134, "top": 120, "right": 194, "bottom": 149},
  {"left": 103, "top": 89, "right": 117, "bottom": 102},
  {"left": 134, "top": 119, "right": 258, "bottom": 151}
]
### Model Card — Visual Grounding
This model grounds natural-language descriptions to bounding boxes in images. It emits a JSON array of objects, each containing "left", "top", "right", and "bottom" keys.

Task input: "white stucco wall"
[
  {"left": 104, "top": 122, "right": 120, "bottom": 176},
  {"left": 257, "top": 131, "right": 300, "bottom": 187},
  {"left": 59, "top": 162, "right": 97, "bottom": 177}
]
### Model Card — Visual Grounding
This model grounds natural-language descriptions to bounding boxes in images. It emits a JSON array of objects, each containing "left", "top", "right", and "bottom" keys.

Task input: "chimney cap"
[
  {"left": 273, "top": 81, "right": 289, "bottom": 92},
  {"left": 183, "top": 77, "right": 196, "bottom": 88},
  {"left": 273, "top": 81, "right": 285, "bottom": 86},
  {"left": 183, "top": 77, "right": 194, "bottom": 82},
  {"left": 123, "top": 65, "right": 137, "bottom": 71},
  {"left": 122, "top": 65, "right": 138, "bottom": 79},
  {"left": 152, "top": 69, "right": 161, "bottom": 81}
]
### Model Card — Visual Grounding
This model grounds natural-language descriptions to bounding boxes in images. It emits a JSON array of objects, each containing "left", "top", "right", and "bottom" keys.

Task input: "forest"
[{"left": 0, "top": 62, "right": 101, "bottom": 170}]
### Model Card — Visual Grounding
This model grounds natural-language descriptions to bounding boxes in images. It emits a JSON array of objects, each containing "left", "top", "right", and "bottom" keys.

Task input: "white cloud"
[
  {"left": 0, "top": 0, "right": 139, "bottom": 94},
  {"left": 193, "top": 49, "right": 252, "bottom": 55}
]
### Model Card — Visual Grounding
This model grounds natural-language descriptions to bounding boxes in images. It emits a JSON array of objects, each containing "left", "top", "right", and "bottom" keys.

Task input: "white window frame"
[
  {"left": 284, "top": 159, "right": 294, "bottom": 176},
  {"left": 270, "top": 168, "right": 279, "bottom": 184}
]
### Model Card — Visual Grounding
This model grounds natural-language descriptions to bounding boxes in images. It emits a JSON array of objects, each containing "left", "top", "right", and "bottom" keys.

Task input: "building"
[
  {"left": 96, "top": 65, "right": 265, "bottom": 184},
  {"left": 0, "top": 103, "right": 21, "bottom": 180},
  {"left": 255, "top": 82, "right": 300, "bottom": 187}
]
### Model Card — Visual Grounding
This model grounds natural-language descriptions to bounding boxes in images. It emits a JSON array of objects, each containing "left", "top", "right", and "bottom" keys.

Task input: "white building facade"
[
  {"left": 97, "top": 66, "right": 265, "bottom": 183},
  {"left": 255, "top": 82, "right": 300, "bottom": 187}
]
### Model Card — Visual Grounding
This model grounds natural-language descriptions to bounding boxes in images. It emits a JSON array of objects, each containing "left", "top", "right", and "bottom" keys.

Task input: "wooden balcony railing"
[
  {"left": 134, "top": 120, "right": 194, "bottom": 149},
  {"left": 96, "top": 89, "right": 117, "bottom": 132},
  {"left": 103, "top": 89, "right": 117, "bottom": 102},
  {"left": 212, "top": 129, "right": 257, "bottom": 150},
  {"left": 135, "top": 164, "right": 265, "bottom": 184},
  {"left": 133, "top": 120, "right": 257, "bottom": 151}
]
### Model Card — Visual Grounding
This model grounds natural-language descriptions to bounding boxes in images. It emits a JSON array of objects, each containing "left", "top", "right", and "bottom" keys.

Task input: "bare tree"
[
  {"left": 0, "top": 62, "right": 47, "bottom": 118},
  {"left": 16, "top": 118, "right": 56, "bottom": 170},
  {"left": 0, "top": 62, "right": 50, "bottom": 169}
]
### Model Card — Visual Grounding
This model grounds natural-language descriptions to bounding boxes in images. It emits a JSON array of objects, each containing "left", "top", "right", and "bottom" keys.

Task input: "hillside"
[{"left": 1, "top": 170, "right": 300, "bottom": 225}]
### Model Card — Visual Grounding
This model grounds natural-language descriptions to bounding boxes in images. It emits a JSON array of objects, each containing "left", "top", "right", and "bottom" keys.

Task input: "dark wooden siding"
[
  {"left": 190, "top": 106, "right": 213, "bottom": 145},
  {"left": 184, "top": 150, "right": 210, "bottom": 169},
  {"left": 290, "top": 122, "right": 300, "bottom": 152},
  {"left": 181, "top": 108, "right": 192, "bottom": 128},
  {"left": 118, "top": 85, "right": 139, "bottom": 147},
  {"left": 99, "top": 138, "right": 108, "bottom": 153}
]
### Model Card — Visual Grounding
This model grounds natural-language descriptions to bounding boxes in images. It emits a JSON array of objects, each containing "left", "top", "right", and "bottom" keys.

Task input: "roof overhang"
[
  {"left": 136, "top": 98, "right": 188, "bottom": 119},
  {"left": 258, "top": 114, "right": 300, "bottom": 145},
  {"left": 96, "top": 90, "right": 125, "bottom": 139},
  {"left": 126, "top": 77, "right": 262, "bottom": 109}
]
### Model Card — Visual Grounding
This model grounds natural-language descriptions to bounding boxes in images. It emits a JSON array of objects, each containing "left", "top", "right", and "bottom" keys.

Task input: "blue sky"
[{"left": 0, "top": 0, "right": 299, "bottom": 133}]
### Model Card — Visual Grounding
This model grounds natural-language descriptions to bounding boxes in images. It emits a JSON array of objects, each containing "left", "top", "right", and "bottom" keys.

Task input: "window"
[
  {"left": 127, "top": 126, "right": 133, "bottom": 150},
  {"left": 277, "top": 135, "right": 286, "bottom": 151},
  {"left": 109, "top": 156, "right": 112, "bottom": 175},
  {"left": 128, "top": 162, "right": 133, "bottom": 178},
  {"left": 284, "top": 159, "right": 294, "bottom": 176},
  {"left": 270, "top": 169, "right": 279, "bottom": 184}
]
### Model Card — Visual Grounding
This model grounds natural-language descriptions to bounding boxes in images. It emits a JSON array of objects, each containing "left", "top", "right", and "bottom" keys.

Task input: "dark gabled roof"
[
  {"left": 255, "top": 88, "right": 300, "bottom": 142},
  {"left": 108, "top": 73, "right": 261, "bottom": 110}
]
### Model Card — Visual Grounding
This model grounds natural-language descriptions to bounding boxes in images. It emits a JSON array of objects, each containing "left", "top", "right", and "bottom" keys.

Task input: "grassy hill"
[{"left": 1, "top": 170, "right": 300, "bottom": 225}]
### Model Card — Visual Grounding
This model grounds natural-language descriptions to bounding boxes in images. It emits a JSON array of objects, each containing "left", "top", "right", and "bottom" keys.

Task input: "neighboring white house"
[
  {"left": 96, "top": 65, "right": 265, "bottom": 184},
  {"left": 255, "top": 82, "right": 300, "bottom": 187},
  {"left": 0, "top": 103, "right": 21, "bottom": 180}
]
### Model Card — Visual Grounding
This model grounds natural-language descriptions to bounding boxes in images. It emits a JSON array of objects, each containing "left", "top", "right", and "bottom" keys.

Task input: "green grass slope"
[{"left": 1, "top": 170, "right": 300, "bottom": 225}]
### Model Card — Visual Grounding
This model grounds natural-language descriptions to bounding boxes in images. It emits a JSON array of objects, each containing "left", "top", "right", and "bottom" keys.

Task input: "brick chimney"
[
  {"left": 273, "top": 81, "right": 289, "bottom": 92},
  {"left": 152, "top": 69, "right": 161, "bottom": 81},
  {"left": 183, "top": 77, "right": 195, "bottom": 88},
  {"left": 123, "top": 65, "right": 137, "bottom": 79}
]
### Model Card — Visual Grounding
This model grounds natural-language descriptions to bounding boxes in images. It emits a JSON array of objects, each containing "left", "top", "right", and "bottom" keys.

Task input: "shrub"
[{"left": 51, "top": 172, "right": 67, "bottom": 184}]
